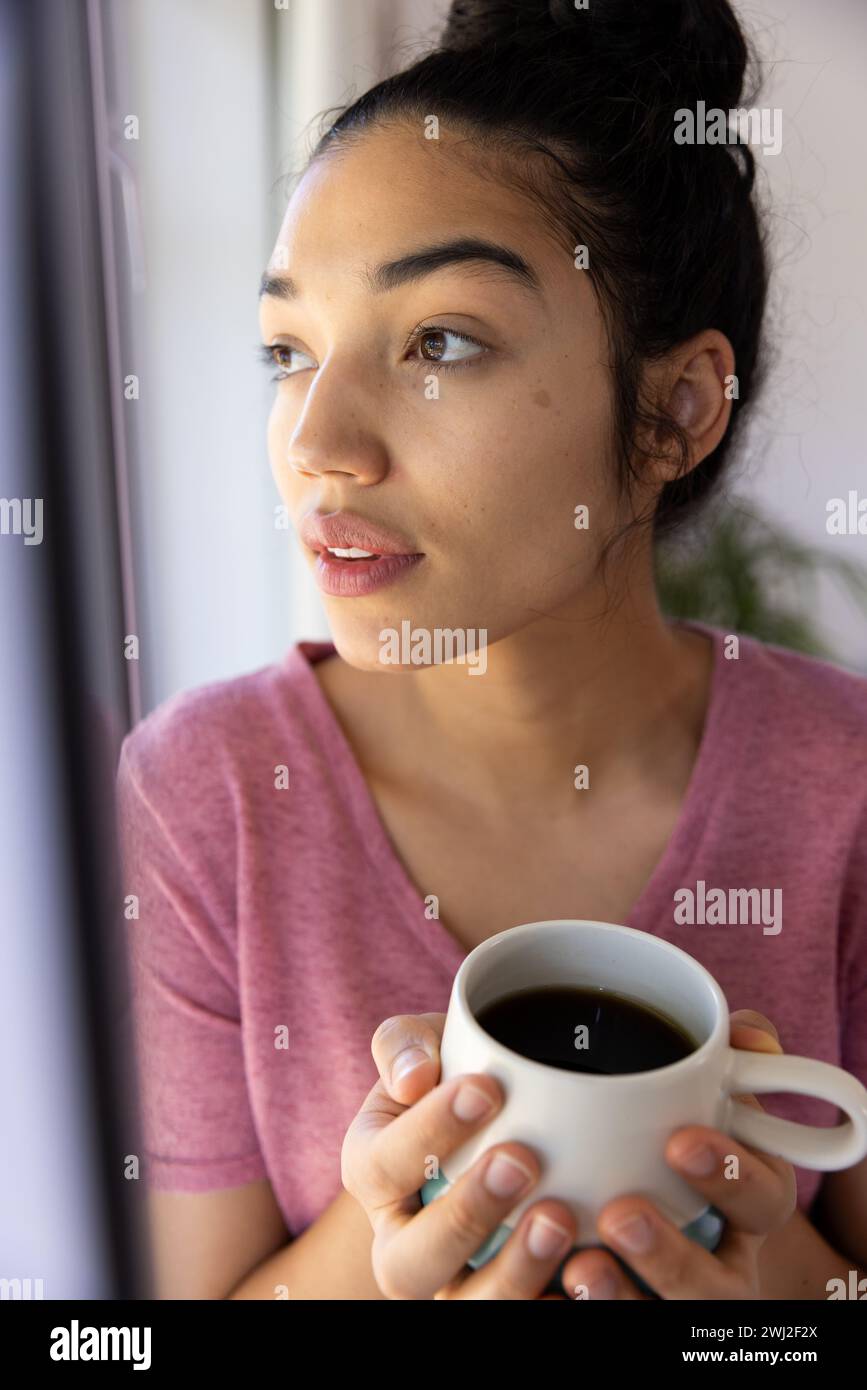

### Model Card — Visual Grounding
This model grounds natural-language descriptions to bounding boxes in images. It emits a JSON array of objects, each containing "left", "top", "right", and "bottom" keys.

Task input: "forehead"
[{"left": 267, "top": 123, "right": 568, "bottom": 294}]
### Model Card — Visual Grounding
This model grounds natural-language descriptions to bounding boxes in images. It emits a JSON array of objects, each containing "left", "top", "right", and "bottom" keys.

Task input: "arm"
[
  {"left": 757, "top": 1197, "right": 867, "bottom": 1300},
  {"left": 213, "top": 1175, "right": 865, "bottom": 1300},
  {"left": 785, "top": 1154, "right": 867, "bottom": 1287},
  {"left": 146, "top": 1179, "right": 384, "bottom": 1300},
  {"left": 812, "top": 1154, "right": 867, "bottom": 1266},
  {"left": 147, "top": 1180, "right": 289, "bottom": 1299},
  {"left": 227, "top": 1187, "right": 385, "bottom": 1300}
]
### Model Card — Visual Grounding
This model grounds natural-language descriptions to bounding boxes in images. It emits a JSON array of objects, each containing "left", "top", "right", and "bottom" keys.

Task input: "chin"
[
  {"left": 325, "top": 610, "right": 494, "bottom": 678},
  {"left": 324, "top": 622, "right": 406, "bottom": 675}
]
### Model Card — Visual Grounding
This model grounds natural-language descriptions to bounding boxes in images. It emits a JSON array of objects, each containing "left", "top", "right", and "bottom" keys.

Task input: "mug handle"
[{"left": 720, "top": 1048, "right": 867, "bottom": 1170}]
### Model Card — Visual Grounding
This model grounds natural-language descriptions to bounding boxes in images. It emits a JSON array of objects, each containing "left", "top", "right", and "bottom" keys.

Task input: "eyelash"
[
  {"left": 256, "top": 324, "right": 489, "bottom": 381},
  {"left": 404, "top": 324, "right": 489, "bottom": 374}
]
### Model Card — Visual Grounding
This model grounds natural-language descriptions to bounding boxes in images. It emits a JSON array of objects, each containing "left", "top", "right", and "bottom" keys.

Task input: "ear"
[{"left": 644, "top": 331, "right": 737, "bottom": 485}]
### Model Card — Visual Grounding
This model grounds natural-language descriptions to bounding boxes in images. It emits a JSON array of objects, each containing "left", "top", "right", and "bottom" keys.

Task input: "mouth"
[
  {"left": 310, "top": 547, "right": 425, "bottom": 597},
  {"left": 300, "top": 510, "right": 425, "bottom": 596},
  {"left": 320, "top": 545, "right": 385, "bottom": 562}
]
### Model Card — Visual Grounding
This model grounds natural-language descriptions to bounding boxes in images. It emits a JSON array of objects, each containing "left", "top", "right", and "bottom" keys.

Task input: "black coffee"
[{"left": 475, "top": 985, "right": 696, "bottom": 1075}]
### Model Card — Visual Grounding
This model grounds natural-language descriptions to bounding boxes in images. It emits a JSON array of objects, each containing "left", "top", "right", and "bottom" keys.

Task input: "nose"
[{"left": 284, "top": 364, "right": 390, "bottom": 485}]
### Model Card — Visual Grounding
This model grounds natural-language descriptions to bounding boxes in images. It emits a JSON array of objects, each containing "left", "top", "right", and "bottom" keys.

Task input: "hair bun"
[{"left": 442, "top": 0, "right": 751, "bottom": 114}]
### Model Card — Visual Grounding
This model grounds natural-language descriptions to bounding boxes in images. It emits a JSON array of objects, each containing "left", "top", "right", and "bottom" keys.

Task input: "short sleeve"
[
  {"left": 116, "top": 730, "right": 268, "bottom": 1192},
  {"left": 839, "top": 800, "right": 867, "bottom": 1091}
]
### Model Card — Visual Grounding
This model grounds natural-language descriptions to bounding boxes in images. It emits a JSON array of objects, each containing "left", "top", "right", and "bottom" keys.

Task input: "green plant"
[{"left": 655, "top": 502, "right": 867, "bottom": 661}]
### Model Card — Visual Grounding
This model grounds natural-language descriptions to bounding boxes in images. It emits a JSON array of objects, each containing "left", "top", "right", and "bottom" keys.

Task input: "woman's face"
[{"left": 259, "top": 121, "right": 638, "bottom": 672}]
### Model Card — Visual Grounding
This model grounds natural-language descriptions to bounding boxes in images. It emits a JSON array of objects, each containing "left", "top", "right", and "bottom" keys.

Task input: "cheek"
[
  {"left": 433, "top": 390, "right": 613, "bottom": 555},
  {"left": 511, "top": 379, "right": 616, "bottom": 543}
]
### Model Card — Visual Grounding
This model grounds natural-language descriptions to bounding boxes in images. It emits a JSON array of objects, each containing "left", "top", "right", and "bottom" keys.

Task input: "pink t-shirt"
[{"left": 115, "top": 622, "right": 867, "bottom": 1231}]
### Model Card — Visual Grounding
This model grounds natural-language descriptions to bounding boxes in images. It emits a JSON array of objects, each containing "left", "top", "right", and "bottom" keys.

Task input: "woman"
[{"left": 117, "top": 0, "right": 867, "bottom": 1299}]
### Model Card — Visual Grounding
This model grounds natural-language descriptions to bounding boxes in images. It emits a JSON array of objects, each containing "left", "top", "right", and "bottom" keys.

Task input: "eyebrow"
[{"left": 258, "top": 237, "right": 543, "bottom": 302}]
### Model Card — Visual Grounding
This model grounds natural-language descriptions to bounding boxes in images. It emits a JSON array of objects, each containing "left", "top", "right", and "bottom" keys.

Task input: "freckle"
[{"left": 532, "top": 389, "right": 551, "bottom": 408}]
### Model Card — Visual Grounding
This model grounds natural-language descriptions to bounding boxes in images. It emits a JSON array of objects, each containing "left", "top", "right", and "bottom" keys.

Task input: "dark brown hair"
[{"left": 306, "top": 0, "right": 770, "bottom": 543}]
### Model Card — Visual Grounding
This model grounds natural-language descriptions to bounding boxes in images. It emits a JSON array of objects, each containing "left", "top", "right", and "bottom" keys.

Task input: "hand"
[
  {"left": 558, "top": 1009, "right": 799, "bottom": 1300},
  {"left": 341, "top": 1012, "right": 580, "bottom": 1299}
]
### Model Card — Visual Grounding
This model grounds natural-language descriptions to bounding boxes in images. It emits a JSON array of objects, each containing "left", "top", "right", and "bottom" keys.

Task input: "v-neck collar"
[{"left": 283, "top": 621, "right": 734, "bottom": 973}]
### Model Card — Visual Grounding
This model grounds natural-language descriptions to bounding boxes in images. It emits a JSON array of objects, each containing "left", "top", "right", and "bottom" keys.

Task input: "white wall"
[
  {"left": 126, "top": 0, "right": 287, "bottom": 711},
  {"left": 127, "top": 0, "right": 867, "bottom": 711},
  {"left": 736, "top": 0, "right": 867, "bottom": 667}
]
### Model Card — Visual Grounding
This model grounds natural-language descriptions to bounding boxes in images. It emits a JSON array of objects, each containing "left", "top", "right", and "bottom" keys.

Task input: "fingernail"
[
  {"left": 736, "top": 1029, "right": 783, "bottom": 1053},
  {"left": 572, "top": 1264, "right": 618, "bottom": 1299},
  {"left": 484, "top": 1152, "right": 535, "bottom": 1198},
  {"left": 675, "top": 1143, "right": 717, "bottom": 1176},
  {"left": 587, "top": 1269, "right": 618, "bottom": 1299},
  {"left": 392, "top": 1047, "right": 431, "bottom": 1085},
  {"left": 605, "top": 1212, "right": 654, "bottom": 1254},
  {"left": 526, "top": 1214, "right": 572, "bottom": 1260},
  {"left": 732, "top": 1015, "right": 781, "bottom": 1048},
  {"left": 452, "top": 1082, "right": 496, "bottom": 1122}
]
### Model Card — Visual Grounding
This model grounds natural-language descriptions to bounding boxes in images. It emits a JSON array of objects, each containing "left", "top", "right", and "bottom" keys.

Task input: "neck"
[{"left": 366, "top": 568, "right": 715, "bottom": 808}]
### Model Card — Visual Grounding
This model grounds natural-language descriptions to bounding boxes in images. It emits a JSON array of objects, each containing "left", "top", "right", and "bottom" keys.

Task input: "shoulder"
[
  {"left": 117, "top": 641, "right": 335, "bottom": 810},
  {"left": 731, "top": 630, "right": 867, "bottom": 748},
  {"left": 707, "top": 627, "right": 867, "bottom": 820}
]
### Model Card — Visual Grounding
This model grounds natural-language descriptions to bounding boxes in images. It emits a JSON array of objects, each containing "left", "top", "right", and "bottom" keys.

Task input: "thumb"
[{"left": 371, "top": 1012, "right": 446, "bottom": 1103}]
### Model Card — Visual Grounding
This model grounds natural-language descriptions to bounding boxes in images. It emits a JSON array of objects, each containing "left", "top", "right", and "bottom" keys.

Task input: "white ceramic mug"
[{"left": 422, "top": 920, "right": 867, "bottom": 1252}]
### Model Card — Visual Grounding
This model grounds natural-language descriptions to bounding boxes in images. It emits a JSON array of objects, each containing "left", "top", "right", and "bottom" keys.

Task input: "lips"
[
  {"left": 300, "top": 510, "right": 420, "bottom": 559},
  {"left": 299, "top": 510, "right": 425, "bottom": 597}
]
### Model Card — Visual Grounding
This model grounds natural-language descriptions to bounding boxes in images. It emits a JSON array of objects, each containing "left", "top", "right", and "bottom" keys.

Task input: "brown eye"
[
  {"left": 419, "top": 329, "right": 447, "bottom": 361},
  {"left": 408, "top": 325, "right": 489, "bottom": 372},
  {"left": 257, "top": 342, "right": 316, "bottom": 380}
]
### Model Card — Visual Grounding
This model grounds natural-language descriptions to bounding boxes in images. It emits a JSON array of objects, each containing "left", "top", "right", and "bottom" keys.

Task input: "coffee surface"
[{"left": 475, "top": 984, "right": 695, "bottom": 1075}]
